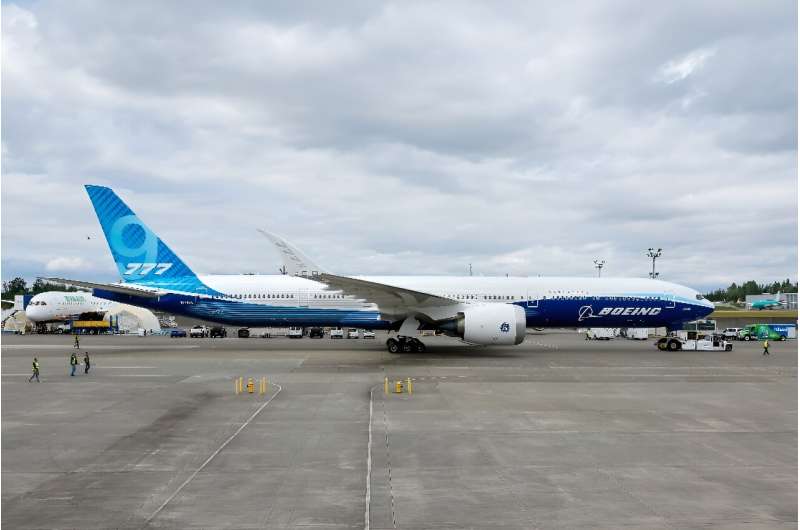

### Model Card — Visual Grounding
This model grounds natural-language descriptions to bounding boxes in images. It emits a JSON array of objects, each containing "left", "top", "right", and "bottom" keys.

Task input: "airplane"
[
  {"left": 23, "top": 291, "right": 115, "bottom": 323},
  {"left": 750, "top": 297, "right": 786, "bottom": 310},
  {"left": 43, "top": 185, "right": 715, "bottom": 353}
]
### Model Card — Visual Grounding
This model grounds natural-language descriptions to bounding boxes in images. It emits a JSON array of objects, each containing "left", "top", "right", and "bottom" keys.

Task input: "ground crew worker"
[
  {"left": 70, "top": 352, "right": 79, "bottom": 376},
  {"left": 29, "top": 358, "right": 40, "bottom": 383},
  {"left": 763, "top": 339, "right": 770, "bottom": 356},
  {"left": 83, "top": 352, "right": 91, "bottom": 374},
  {"left": 74, "top": 334, "right": 80, "bottom": 349}
]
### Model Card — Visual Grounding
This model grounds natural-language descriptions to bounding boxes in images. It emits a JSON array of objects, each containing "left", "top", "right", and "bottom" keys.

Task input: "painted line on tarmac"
[
  {"left": 110, "top": 374, "right": 172, "bottom": 377},
  {"left": 142, "top": 383, "right": 283, "bottom": 528},
  {"left": 365, "top": 386, "right": 375, "bottom": 530},
  {"left": 102, "top": 366, "right": 157, "bottom": 369}
]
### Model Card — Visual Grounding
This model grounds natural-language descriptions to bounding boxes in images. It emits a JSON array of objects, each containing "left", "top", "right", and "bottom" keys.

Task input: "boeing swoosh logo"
[{"left": 578, "top": 305, "right": 601, "bottom": 322}]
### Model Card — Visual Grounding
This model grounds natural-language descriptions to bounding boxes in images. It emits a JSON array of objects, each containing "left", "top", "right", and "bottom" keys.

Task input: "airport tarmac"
[{"left": 2, "top": 332, "right": 797, "bottom": 529}]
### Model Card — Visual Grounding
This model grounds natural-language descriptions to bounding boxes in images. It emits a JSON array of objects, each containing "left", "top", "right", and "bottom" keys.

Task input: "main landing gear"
[{"left": 386, "top": 336, "right": 426, "bottom": 353}]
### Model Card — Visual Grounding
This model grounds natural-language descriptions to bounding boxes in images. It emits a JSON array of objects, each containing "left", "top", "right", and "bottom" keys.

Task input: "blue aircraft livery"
[{"left": 44, "top": 185, "right": 715, "bottom": 351}]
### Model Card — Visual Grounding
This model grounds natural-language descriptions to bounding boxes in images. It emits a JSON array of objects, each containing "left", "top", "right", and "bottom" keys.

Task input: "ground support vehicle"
[
  {"left": 170, "top": 329, "right": 187, "bottom": 338},
  {"left": 288, "top": 327, "right": 304, "bottom": 339},
  {"left": 329, "top": 327, "right": 344, "bottom": 339},
  {"left": 657, "top": 335, "right": 733, "bottom": 351},
  {"left": 624, "top": 328, "right": 649, "bottom": 340},
  {"left": 308, "top": 327, "right": 324, "bottom": 338},
  {"left": 362, "top": 330, "right": 376, "bottom": 339},
  {"left": 347, "top": 328, "right": 359, "bottom": 339},
  {"left": 237, "top": 328, "right": 250, "bottom": 338},
  {"left": 585, "top": 328, "right": 617, "bottom": 340}
]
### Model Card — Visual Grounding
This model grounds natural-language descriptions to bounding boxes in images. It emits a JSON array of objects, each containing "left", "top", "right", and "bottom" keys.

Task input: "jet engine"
[{"left": 439, "top": 304, "right": 526, "bottom": 345}]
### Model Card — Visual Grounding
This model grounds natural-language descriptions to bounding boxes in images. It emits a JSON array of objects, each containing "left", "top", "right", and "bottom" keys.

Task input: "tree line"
[
  {"left": 2, "top": 277, "right": 78, "bottom": 299},
  {"left": 704, "top": 279, "right": 798, "bottom": 303}
]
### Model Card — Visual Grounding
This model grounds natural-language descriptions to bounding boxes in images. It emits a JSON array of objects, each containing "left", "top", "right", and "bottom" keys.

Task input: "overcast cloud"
[{"left": 2, "top": 1, "right": 797, "bottom": 290}]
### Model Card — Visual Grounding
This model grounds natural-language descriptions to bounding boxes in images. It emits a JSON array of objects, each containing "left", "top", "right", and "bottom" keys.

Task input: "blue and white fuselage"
[{"left": 93, "top": 274, "right": 713, "bottom": 330}]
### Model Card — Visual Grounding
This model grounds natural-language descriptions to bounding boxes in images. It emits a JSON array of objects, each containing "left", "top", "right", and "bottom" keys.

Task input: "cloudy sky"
[{"left": 2, "top": 1, "right": 797, "bottom": 291}]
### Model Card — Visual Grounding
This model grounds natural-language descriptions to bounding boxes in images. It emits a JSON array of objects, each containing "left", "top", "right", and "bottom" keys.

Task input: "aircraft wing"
[
  {"left": 257, "top": 229, "right": 457, "bottom": 317},
  {"left": 316, "top": 273, "right": 455, "bottom": 310},
  {"left": 41, "top": 277, "right": 162, "bottom": 299},
  {"left": 257, "top": 229, "right": 327, "bottom": 277}
]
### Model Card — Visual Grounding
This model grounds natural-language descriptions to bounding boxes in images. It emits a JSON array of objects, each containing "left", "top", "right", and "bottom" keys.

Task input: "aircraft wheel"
[
  {"left": 414, "top": 340, "right": 426, "bottom": 353},
  {"left": 387, "top": 338, "right": 400, "bottom": 353}
]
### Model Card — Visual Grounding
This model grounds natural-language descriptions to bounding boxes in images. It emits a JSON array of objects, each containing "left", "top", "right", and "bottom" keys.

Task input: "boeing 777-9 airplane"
[{"left": 45, "top": 185, "right": 714, "bottom": 352}]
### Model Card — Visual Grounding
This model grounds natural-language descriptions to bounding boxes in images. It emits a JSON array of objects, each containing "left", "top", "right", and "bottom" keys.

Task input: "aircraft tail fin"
[{"left": 84, "top": 185, "right": 209, "bottom": 292}]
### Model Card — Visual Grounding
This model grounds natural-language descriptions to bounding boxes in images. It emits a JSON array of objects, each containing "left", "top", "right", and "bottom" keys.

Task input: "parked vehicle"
[
  {"left": 237, "top": 327, "right": 250, "bottom": 338},
  {"left": 170, "top": 329, "right": 187, "bottom": 338},
  {"left": 739, "top": 323, "right": 795, "bottom": 341},
  {"left": 209, "top": 326, "right": 227, "bottom": 338},
  {"left": 288, "top": 327, "right": 303, "bottom": 339},
  {"left": 308, "top": 327, "right": 324, "bottom": 338},
  {"left": 585, "top": 328, "right": 616, "bottom": 340},
  {"left": 347, "top": 328, "right": 359, "bottom": 339},
  {"left": 362, "top": 330, "right": 376, "bottom": 339},
  {"left": 721, "top": 327, "right": 741, "bottom": 340},
  {"left": 624, "top": 328, "right": 649, "bottom": 340},
  {"left": 189, "top": 325, "right": 208, "bottom": 338},
  {"left": 329, "top": 327, "right": 344, "bottom": 339}
]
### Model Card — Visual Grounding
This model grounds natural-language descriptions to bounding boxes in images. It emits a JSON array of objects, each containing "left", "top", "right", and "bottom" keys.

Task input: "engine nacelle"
[{"left": 444, "top": 304, "right": 526, "bottom": 345}]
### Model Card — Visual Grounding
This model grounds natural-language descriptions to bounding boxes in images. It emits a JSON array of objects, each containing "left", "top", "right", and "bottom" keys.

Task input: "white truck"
[
  {"left": 625, "top": 328, "right": 649, "bottom": 340},
  {"left": 329, "top": 327, "right": 344, "bottom": 339},
  {"left": 288, "top": 327, "right": 303, "bottom": 339},
  {"left": 189, "top": 325, "right": 209, "bottom": 338},
  {"left": 585, "top": 328, "right": 617, "bottom": 340},
  {"left": 721, "top": 327, "right": 741, "bottom": 340}
]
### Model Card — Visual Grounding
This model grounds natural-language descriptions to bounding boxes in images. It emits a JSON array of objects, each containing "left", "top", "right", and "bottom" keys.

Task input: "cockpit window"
[{"left": 695, "top": 294, "right": 705, "bottom": 300}]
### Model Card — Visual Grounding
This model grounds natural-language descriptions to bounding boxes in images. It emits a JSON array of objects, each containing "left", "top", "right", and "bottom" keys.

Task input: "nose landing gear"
[{"left": 386, "top": 336, "right": 426, "bottom": 353}]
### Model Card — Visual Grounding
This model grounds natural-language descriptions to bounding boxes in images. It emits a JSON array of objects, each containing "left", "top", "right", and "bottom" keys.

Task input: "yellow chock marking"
[
  {"left": 384, "top": 377, "right": 389, "bottom": 395},
  {"left": 260, "top": 377, "right": 267, "bottom": 395},
  {"left": 394, "top": 380, "right": 404, "bottom": 393},
  {"left": 406, "top": 377, "right": 413, "bottom": 395},
  {"left": 238, "top": 376, "right": 243, "bottom": 394},
  {"left": 235, "top": 378, "right": 240, "bottom": 395},
  {"left": 247, "top": 377, "right": 254, "bottom": 394}
]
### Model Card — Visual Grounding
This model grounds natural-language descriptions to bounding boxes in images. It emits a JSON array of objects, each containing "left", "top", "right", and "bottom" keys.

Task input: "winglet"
[{"left": 256, "top": 229, "right": 327, "bottom": 277}]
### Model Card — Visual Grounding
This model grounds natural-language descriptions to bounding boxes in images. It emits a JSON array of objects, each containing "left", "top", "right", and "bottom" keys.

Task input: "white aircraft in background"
[
  {"left": 44, "top": 185, "right": 714, "bottom": 353},
  {"left": 24, "top": 291, "right": 114, "bottom": 323}
]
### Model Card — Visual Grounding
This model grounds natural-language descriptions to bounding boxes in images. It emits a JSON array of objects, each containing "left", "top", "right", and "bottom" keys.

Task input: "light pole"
[
  {"left": 647, "top": 248, "right": 662, "bottom": 279},
  {"left": 593, "top": 260, "right": 605, "bottom": 277}
]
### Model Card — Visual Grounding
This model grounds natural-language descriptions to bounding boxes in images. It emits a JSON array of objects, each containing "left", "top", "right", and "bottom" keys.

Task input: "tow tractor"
[{"left": 656, "top": 332, "right": 733, "bottom": 352}]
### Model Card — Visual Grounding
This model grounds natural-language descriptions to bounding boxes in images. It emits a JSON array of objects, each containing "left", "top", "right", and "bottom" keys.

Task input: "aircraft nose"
[{"left": 25, "top": 304, "right": 40, "bottom": 321}]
